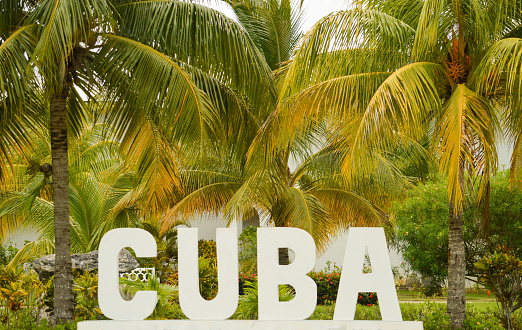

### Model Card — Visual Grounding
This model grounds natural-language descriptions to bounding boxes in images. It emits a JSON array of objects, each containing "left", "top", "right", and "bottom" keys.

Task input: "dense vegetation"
[{"left": 0, "top": 0, "right": 521, "bottom": 328}]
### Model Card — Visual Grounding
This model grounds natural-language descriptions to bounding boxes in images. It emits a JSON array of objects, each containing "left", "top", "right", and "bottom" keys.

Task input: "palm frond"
[
  {"left": 94, "top": 34, "right": 221, "bottom": 147},
  {"left": 281, "top": 8, "right": 415, "bottom": 96},
  {"left": 29, "top": 0, "right": 112, "bottom": 89},
  {"left": 346, "top": 62, "right": 444, "bottom": 175},
  {"left": 114, "top": 0, "right": 276, "bottom": 115},
  {"left": 433, "top": 84, "right": 498, "bottom": 212}
]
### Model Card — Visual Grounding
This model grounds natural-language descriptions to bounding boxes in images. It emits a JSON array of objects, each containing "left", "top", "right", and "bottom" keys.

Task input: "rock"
[{"left": 33, "top": 249, "right": 139, "bottom": 281}]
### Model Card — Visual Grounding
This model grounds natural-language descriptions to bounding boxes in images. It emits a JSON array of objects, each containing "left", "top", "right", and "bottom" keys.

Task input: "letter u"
[{"left": 178, "top": 228, "right": 239, "bottom": 320}]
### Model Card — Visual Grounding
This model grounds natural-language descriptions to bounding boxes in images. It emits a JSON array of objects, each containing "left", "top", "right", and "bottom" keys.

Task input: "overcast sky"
[{"left": 208, "top": 0, "right": 348, "bottom": 32}]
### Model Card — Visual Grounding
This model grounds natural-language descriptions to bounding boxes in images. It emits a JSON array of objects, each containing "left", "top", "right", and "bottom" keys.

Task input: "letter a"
[{"left": 334, "top": 227, "right": 402, "bottom": 321}]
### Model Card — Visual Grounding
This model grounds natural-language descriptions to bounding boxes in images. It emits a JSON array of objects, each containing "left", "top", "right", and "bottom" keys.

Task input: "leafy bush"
[
  {"left": 488, "top": 171, "right": 522, "bottom": 255},
  {"left": 389, "top": 171, "right": 522, "bottom": 296},
  {"left": 309, "top": 302, "right": 501, "bottom": 327},
  {"left": 120, "top": 272, "right": 185, "bottom": 320},
  {"left": 238, "top": 272, "right": 257, "bottom": 295},
  {"left": 233, "top": 280, "right": 294, "bottom": 320},
  {"left": 464, "top": 305, "right": 503, "bottom": 330},
  {"left": 238, "top": 226, "right": 257, "bottom": 273},
  {"left": 0, "top": 242, "right": 18, "bottom": 266},
  {"left": 73, "top": 271, "right": 100, "bottom": 320},
  {"left": 0, "top": 318, "right": 77, "bottom": 330},
  {"left": 475, "top": 246, "right": 522, "bottom": 329},
  {"left": 197, "top": 257, "right": 218, "bottom": 300},
  {"left": 198, "top": 239, "right": 217, "bottom": 267},
  {"left": 401, "top": 302, "right": 450, "bottom": 328},
  {"left": 0, "top": 266, "right": 46, "bottom": 328},
  {"left": 309, "top": 264, "right": 377, "bottom": 306},
  {"left": 388, "top": 177, "right": 488, "bottom": 295},
  {"left": 309, "top": 268, "right": 341, "bottom": 305}
]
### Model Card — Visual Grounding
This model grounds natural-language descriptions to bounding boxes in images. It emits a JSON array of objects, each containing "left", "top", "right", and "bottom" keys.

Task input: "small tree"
[{"left": 475, "top": 247, "right": 522, "bottom": 329}]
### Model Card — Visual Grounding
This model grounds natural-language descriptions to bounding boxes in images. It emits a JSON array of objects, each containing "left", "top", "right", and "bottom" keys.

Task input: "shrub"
[
  {"left": 401, "top": 302, "right": 450, "bottom": 329},
  {"left": 238, "top": 273, "right": 257, "bottom": 295},
  {"left": 309, "top": 268, "right": 341, "bottom": 305},
  {"left": 233, "top": 280, "right": 294, "bottom": 320},
  {"left": 0, "top": 266, "right": 48, "bottom": 329},
  {"left": 198, "top": 239, "right": 217, "bottom": 267},
  {"left": 120, "top": 272, "right": 186, "bottom": 320},
  {"left": 238, "top": 226, "right": 257, "bottom": 273},
  {"left": 73, "top": 271, "right": 101, "bottom": 320},
  {"left": 197, "top": 257, "right": 218, "bottom": 300},
  {"left": 388, "top": 177, "right": 487, "bottom": 295},
  {"left": 475, "top": 246, "right": 522, "bottom": 329},
  {"left": 309, "top": 264, "right": 377, "bottom": 306},
  {"left": 0, "top": 242, "right": 18, "bottom": 266},
  {"left": 464, "top": 305, "right": 503, "bottom": 330},
  {"left": 389, "top": 171, "right": 522, "bottom": 297}
]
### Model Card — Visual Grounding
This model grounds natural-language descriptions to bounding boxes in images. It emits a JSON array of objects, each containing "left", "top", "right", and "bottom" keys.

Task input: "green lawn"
[
  {"left": 309, "top": 290, "right": 500, "bottom": 321},
  {"left": 397, "top": 289, "right": 496, "bottom": 303}
]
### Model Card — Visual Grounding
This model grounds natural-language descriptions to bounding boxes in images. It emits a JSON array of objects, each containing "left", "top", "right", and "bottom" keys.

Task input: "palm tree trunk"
[
  {"left": 50, "top": 88, "right": 74, "bottom": 323},
  {"left": 447, "top": 167, "right": 466, "bottom": 329}
]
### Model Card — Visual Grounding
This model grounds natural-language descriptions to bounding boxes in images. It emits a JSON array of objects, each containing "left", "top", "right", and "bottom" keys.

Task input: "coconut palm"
[
  {"left": 274, "top": 0, "right": 521, "bottom": 327},
  {"left": 0, "top": 119, "right": 143, "bottom": 265},
  {"left": 0, "top": 0, "right": 273, "bottom": 321},
  {"left": 160, "top": 0, "right": 406, "bottom": 260}
]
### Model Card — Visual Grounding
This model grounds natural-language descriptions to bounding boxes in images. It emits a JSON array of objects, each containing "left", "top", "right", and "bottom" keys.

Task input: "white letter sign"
[
  {"left": 334, "top": 227, "right": 402, "bottom": 321},
  {"left": 257, "top": 227, "right": 317, "bottom": 320},
  {"left": 81, "top": 227, "right": 424, "bottom": 330},
  {"left": 178, "top": 227, "right": 239, "bottom": 320},
  {"left": 98, "top": 228, "right": 158, "bottom": 320}
]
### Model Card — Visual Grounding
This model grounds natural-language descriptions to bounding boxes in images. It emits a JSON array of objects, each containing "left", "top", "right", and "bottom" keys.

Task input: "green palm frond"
[
  {"left": 7, "top": 238, "right": 54, "bottom": 267},
  {"left": 224, "top": 0, "right": 304, "bottom": 71},
  {"left": 115, "top": 118, "right": 183, "bottom": 215},
  {"left": 222, "top": 171, "right": 269, "bottom": 225},
  {"left": 180, "top": 60, "right": 262, "bottom": 159},
  {"left": 433, "top": 84, "right": 498, "bottom": 212},
  {"left": 114, "top": 0, "right": 276, "bottom": 114},
  {"left": 360, "top": 0, "right": 424, "bottom": 29},
  {"left": 270, "top": 186, "right": 334, "bottom": 252},
  {"left": 94, "top": 34, "right": 221, "bottom": 147},
  {"left": 160, "top": 181, "right": 242, "bottom": 234},
  {"left": 29, "top": 0, "right": 112, "bottom": 89},
  {"left": 0, "top": 25, "right": 35, "bottom": 110},
  {"left": 282, "top": 8, "right": 415, "bottom": 96},
  {"left": 411, "top": 0, "right": 452, "bottom": 62},
  {"left": 347, "top": 62, "right": 444, "bottom": 175}
]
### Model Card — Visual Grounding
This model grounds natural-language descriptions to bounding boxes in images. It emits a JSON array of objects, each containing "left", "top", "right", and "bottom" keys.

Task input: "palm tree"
[
  {"left": 0, "top": 0, "right": 273, "bottom": 322},
  {"left": 161, "top": 0, "right": 405, "bottom": 260},
  {"left": 0, "top": 119, "right": 143, "bottom": 264},
  {"left": 275, "top": 0, "right": 521, "bottom": 327}
]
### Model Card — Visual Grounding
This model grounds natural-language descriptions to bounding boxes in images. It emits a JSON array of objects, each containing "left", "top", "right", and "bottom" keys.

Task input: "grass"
[
  {"left": 397, "top": 289, "right": 496, "bottom": 303},
  {"left": 310, "top": 290, "right": 500, "bottom": 320}
]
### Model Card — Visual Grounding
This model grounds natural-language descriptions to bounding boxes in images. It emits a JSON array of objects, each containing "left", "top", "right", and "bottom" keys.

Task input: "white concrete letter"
[
  {"left": 98, "top": 228, "right": 158, "bottom": 320},
  {"left": 334, "top": 227, "right": 402, "bottom": 321},
  {"left": 178, "top": 228, "right": 239, "bottom": 320},
  {"left": 257, "top": 227, "right": 317, "bottom": 320}
]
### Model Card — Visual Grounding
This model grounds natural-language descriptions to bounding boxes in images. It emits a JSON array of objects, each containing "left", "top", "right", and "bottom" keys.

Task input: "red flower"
[
  {"left": 330, "top": 282, "right": 333, "bottom": 284},
  {"left": 358, "top": 296, "right": 362, "bottom": 299},
  {"left": 369, "top": 294, "right": 373, "bottom": 298},
  {"left": 367, "top": 304, "right": 372, "bottom": 307}
]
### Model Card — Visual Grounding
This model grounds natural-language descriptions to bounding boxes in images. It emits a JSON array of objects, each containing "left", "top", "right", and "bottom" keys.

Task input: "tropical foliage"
[
  {"left": 272, "top": 0, "right": 522, "bottom": 327},
  {"left": 475, "top": 246, "right": 522, "bottom": 329},
  {"left": 0, "top": 119, "right": 142, "bottom": 265},
  {"left": 1, "top": 0, "right": 521, "bottom": 326},
  {"left": 0, "top": 0, "right": 273, "bottom": 321}
]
